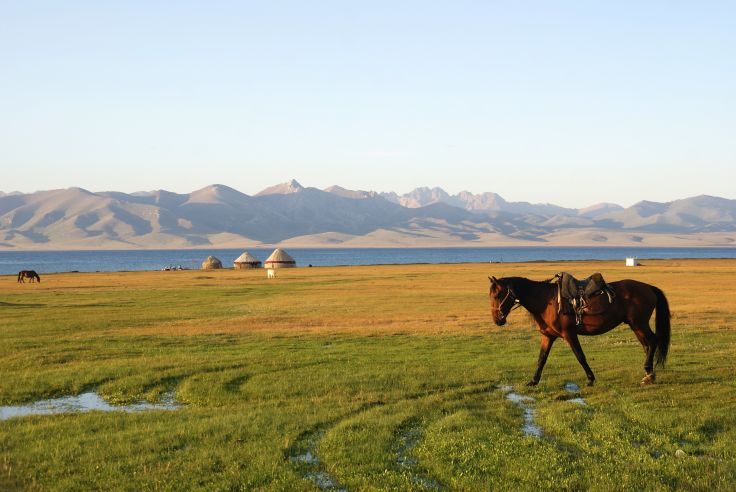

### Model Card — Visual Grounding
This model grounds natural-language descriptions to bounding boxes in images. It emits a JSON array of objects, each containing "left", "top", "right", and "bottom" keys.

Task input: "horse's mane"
[
  {"left": 503, "top": 276, "right": 554, "bottom": 296},
  {"left": 500, "top": 276, "right": 557, "bottom": 314}
]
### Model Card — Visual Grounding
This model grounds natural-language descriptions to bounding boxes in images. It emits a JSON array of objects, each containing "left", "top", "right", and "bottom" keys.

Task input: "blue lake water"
[{"left": 1, "top": 247, "right": 735, "bottom": 275}]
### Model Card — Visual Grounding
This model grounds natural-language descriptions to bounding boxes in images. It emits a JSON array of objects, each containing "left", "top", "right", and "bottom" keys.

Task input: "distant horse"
[
  {"left": 17, "top": 270, "right": 41, "bottom": 283},
  {"left": 489, "top": 275, "right": 670, "bottom": 386}
]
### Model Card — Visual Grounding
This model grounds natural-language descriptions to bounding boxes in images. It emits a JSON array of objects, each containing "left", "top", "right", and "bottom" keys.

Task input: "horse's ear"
[{"left": 491, "top": 276, "right": 498, "bottom": 283}]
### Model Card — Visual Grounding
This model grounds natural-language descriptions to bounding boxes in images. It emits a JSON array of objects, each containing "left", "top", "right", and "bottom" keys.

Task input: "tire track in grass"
[
  {"left": 285, "top": 383, "right": 492, "bottom": 490},
  {"left": 286, "top": 402, "right": 383, "bottom": 491},
  {"left": 498, "top": 385, "right": 543, "bottom": 438},
  {"left": 288, "top": 427, "right": 346, "bottom": 491},
  {"left": 498, "top": 383, "right": 590, "bottom": 441},
  {"left": 392, "top": 383, "right": 496, "bottom": 489},
  {"left": 394, "top": 417, "right": 444, "bottom": 490}
]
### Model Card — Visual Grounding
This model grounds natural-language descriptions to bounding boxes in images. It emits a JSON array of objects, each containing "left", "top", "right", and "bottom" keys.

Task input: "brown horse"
[
  {"left": 17, "top": 270, "right": 41, "bottom": 283},
  {"left": 489, "top": 275, "right": 670, "bottom": 386}
]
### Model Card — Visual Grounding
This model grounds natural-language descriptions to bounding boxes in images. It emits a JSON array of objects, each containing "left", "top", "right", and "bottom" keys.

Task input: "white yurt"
[
  {"left": 264, "top": 248, "right": 296, "bottom": 269},
  {"left": 234, "top": 251, "right": 262, "bottom": 269},
  {"left": 201, "top": 255, "right": 223, "bottom": 270}
]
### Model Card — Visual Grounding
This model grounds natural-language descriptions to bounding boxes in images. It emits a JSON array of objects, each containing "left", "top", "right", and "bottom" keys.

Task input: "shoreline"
[{"left": 2, "top": 256, "right": 735, "bottom": 277}]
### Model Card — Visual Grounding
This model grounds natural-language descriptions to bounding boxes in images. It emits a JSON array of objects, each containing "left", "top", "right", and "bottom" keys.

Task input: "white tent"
[
  {"left": 234, "top": 251, "right": 262, "bottom": 269},
  {"left": 264, "top": 248, "right": 296, "bottom": 268}
]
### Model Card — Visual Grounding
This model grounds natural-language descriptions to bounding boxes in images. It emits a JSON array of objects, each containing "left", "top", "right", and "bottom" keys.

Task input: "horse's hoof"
[
  {"left": 526, "top": 380, "right": 539, "bottom": 387},
  {"left": 587, "top": 379, "right": 595, "bottom": 387},
  {"left": 640, "top": 374, "right": 656, "bottom": 385}
]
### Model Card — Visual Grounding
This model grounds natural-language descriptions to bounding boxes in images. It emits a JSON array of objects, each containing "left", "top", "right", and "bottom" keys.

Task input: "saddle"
[{"left": 553, "top": 272, "right": 615, "bottom": 326}]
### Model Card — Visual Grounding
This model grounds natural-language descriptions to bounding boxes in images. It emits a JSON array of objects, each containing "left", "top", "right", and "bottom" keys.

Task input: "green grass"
[{"left": 1, "top": 260, "right": 735, "bottom": 490}]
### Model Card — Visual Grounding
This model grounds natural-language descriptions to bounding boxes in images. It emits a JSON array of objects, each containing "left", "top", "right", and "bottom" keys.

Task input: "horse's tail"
[{"left": 652, "top": 285, "right": 671, "bottom": 367}]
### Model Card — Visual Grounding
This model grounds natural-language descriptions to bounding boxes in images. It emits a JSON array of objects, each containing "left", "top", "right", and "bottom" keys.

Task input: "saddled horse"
[
  {"left": 17, "top": 270, "right": 41, "bottom": 283},
  {"left": 489, "top": 275, "right": 670, "bottom": 386}
]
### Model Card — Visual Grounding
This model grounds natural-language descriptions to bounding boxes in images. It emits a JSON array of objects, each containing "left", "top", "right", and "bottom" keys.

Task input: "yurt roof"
[
  {"left": 234, "top": 251, "right": 260, "bottom": 263},
  {"left": 265, "top": 248, "right": 296, "bottom": 264},
  {"left": 202, "top": 255, "right": 223, "bottom": 268}
]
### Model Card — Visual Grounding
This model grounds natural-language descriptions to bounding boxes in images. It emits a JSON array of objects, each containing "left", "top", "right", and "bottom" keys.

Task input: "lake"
[{"left": 1, "top": 247, "right": 735, "bottom": 275}]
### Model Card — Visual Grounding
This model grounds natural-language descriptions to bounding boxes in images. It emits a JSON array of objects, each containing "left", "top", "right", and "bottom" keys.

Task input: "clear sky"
[{"left": 1, "top": 1, "right": 734, "bottom": 207}]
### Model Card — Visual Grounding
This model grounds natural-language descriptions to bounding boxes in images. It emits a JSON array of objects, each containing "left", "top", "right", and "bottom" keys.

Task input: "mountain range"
[{"left": 1, "top": 179, "right": 734, "bottom": 249}]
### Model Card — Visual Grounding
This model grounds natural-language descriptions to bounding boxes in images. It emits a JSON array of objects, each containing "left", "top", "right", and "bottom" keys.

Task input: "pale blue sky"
[{"left": 1, "top": 1, "right": 734, "bottom": 207}]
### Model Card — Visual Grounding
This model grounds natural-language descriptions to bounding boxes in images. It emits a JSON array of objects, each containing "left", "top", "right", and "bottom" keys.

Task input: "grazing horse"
[
  {"left": 17, "top": 270, "right": 41, "bottom": 283},
  {"left": 489, "top": 275, "right": 670, "bottom": 386}
]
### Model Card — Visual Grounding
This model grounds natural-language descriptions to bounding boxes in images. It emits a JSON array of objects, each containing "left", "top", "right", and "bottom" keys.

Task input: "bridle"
[{"left": 491, "top": 285, "right": 522, "bottom": 321}]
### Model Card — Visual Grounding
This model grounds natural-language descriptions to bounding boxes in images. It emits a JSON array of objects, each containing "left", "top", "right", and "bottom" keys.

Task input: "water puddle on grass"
[
  {"left": 563, "top": 382, "right": 587, "bottom": 406},
  {"left": 499, "top": 386, "right": 542, "bottom": 438},
  {"left": 287, "top": 429, "right": 345, "bottom": 491},
  {"left": 0, "top": 391, "right": 180, "bottom": 421},
  {"left": 395, "top": 420, "right": 444, "bottom": 490}
]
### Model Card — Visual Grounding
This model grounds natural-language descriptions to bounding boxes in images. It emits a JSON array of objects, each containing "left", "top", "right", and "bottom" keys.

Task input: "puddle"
[
  {"left": 395, "top": 420, "right": 444, "bottom": 490},
  {"left": 291, "top": 450, "right": 319, "bottom": 465},
  {"left": 564, "top": 382, "right": 580, "bottom": 393},
  {"left": 499, "top": 386, "right": 542, "bottom": 438},
  {"left": 287, "top": 429, "right": 345, "bottom": 491},
  {"left": 396, "top": 426, "right": 421, "bottom": 467},
  {"left": 563, "top": 382, "right": 587, "bottom": 406},
  {"left": 0, "top": 391, "right": 180, "bottom": 421}
]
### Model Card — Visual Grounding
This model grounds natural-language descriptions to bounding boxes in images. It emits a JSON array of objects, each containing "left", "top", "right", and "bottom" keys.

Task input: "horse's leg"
[
  {"left": 527, "top": 335, "right": 556, "bottom": 386},
  {"left": 631, "top": 324, "right": 658, "bottom": 384},
  {"left": 564, "top": 330, "right": 595, "bottom": 386}
]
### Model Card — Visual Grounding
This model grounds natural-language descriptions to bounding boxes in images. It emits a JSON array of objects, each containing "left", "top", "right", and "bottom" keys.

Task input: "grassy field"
[{"left": 1, "top": 259, "right": 735, "bottom": 491}]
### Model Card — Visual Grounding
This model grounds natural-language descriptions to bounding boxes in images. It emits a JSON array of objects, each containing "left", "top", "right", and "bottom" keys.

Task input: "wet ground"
[
  {"left": 287, "top": 428, "right": 346, "bottom": 491},
  {"left": 395, "top": 418, "right": 444, "bottom": 490},
  {"left": 500, "top": 386, "right": 543, "bottom": 438},
  {"left": 499, "top": 383, "right": 589, "bottom": 439},
  {"left": 283, "top": 383, "right": 591, "bottom": 489},
  {"left": 564, "top": 382, "right": 587, "bottom": 405},
  {"left": 0, "top": 391, "right": 180, "bottom": 420}
]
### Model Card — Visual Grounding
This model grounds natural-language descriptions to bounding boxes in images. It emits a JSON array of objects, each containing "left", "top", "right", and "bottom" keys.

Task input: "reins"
[{"left": 491, "top": 286, "right": 522, "bottom": 320}]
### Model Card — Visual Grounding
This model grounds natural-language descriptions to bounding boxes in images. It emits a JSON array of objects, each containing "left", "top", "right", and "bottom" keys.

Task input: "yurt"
[
  {"left": 201, "top": 255, "right": 223, "bottom": 270},
  {"left": 264, "top": 248, "right": 296, "bottom": 268},
  {"left": 234, "top": 251, "right": 262, "bottom": 269}
]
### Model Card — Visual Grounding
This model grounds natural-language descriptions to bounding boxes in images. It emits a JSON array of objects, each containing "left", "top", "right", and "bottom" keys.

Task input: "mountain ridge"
[{"left": 1, "top": 181, "right": 734, "bottom": 250}]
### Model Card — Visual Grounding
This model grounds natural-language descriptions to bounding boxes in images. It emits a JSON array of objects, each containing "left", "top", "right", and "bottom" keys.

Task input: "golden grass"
[{"left": 5, "top": 258, "right": 735, "bottom": 338}]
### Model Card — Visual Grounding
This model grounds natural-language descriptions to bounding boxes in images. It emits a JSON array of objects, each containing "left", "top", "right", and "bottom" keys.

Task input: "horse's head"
[{"left": 489, "top": 276, "right": 517, "bottom": 326}]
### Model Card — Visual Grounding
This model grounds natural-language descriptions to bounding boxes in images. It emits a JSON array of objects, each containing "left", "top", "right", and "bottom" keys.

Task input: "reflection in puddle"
[
  {"left": 564, "top": 382, "right": 587, "bottom": 406},
  {"left": 287, "top": 430, "right": 345, "bottom": 491},
  {"left": 395, "top": 420, "right": 444, "bottom": 490},
  {"left": 499, "top": 386, "right": 542, "bottom": 438},
  {"left": 396, "top": 426, "right": 420, "bottom": 467},
  {"left": 564, "top": 382, "right": 580, "bottom": 393},
  {"left": 0, "top": 391, "right": 180, "bottom": 421}
]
